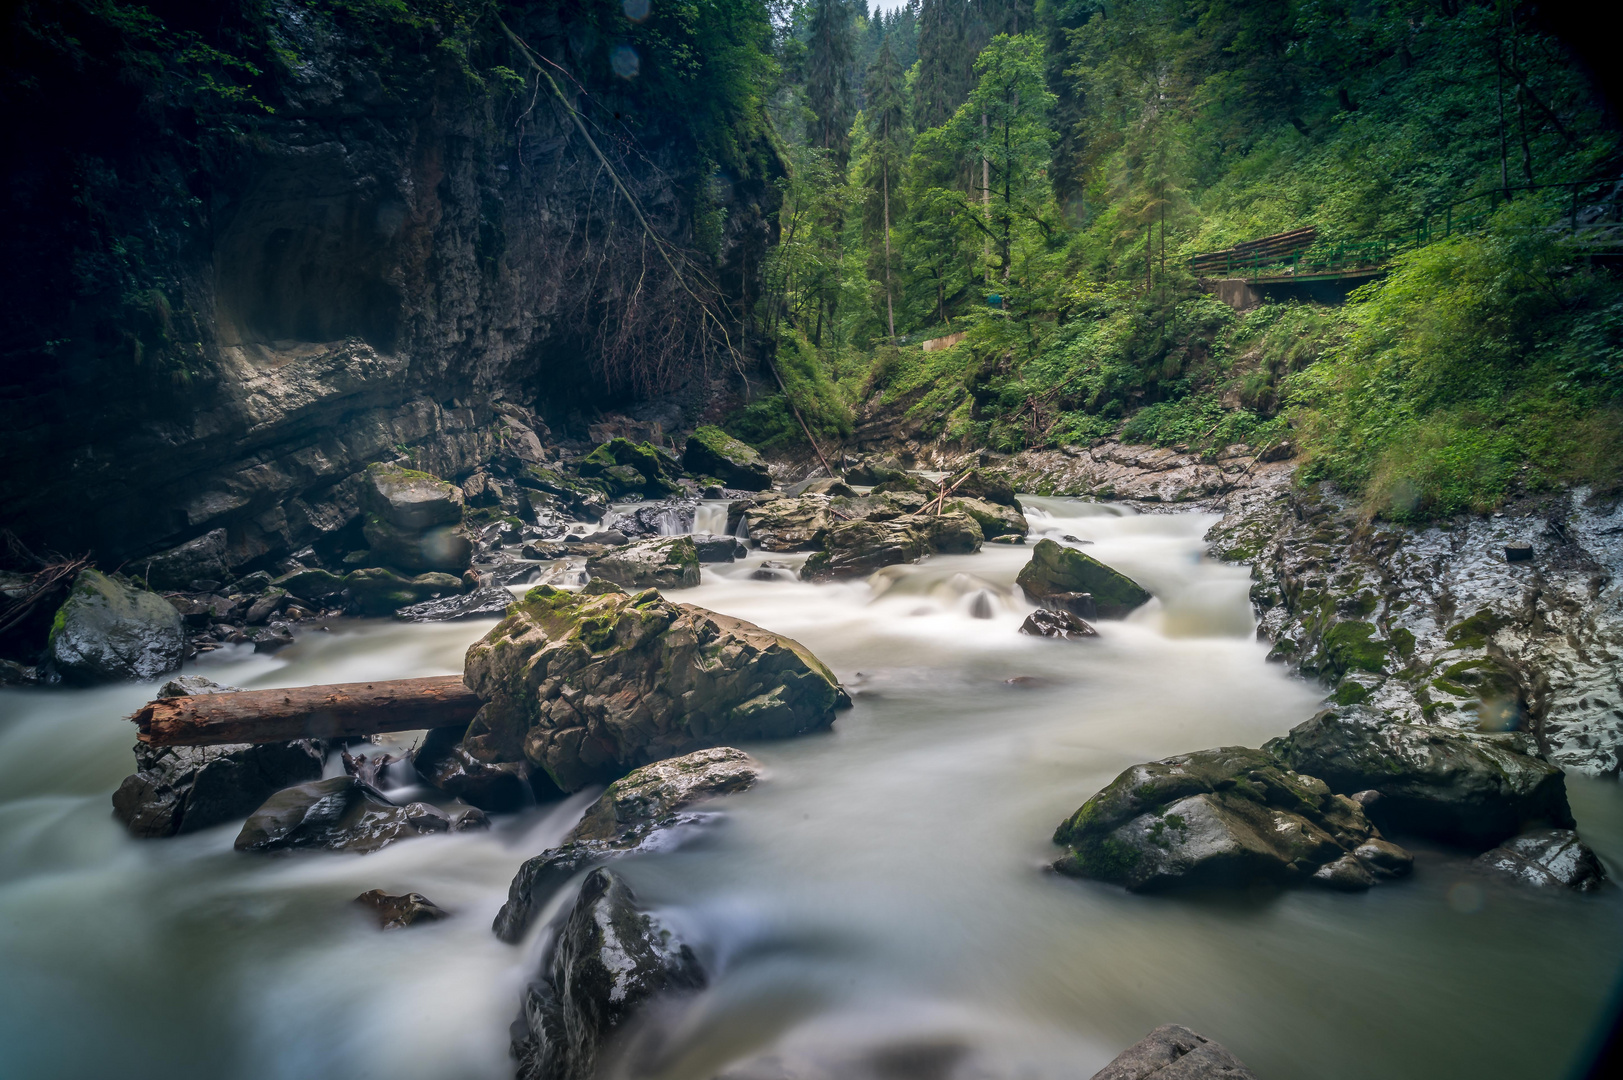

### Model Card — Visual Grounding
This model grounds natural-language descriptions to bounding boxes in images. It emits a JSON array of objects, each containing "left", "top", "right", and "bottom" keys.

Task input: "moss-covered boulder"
[
  {"left": 585, "top": 536, "right": 701, "bottom": 590},
  {"left": 578, "top": 438, "right": 682, "bottom": 497},
  {"left": 461, "top": 582, "right": 848, "bottom": 792},
  {"left": 344, "top": 568, "right": 465, "bottom": 616},
  {"left": 800, "top": 512, "right": 984, "bottom": 581},
  {"left": 684, "top": 426, "right": 772, "bottom": 491},
  {"left": 1016, "top": 538, "right": 1151, "bottom": 618},
  {"left": 1052, "top": 746, "right": 1398, "bottom": 892},
  {"left": 272, "top": 567, "right": 346, "bottom": 604},
  {"left": 1264, "top": 707, "right": 1574, "bottom": 848},
  {"left": 519, "top": 466, "right": 611, "bottom": 519},
  {"left": 942, "top": 495, "right": 1027, "bottom": 539},
  {"left": 47, "top": 569, "right": 185, "bottom": 684},
  {"left": 362, "top": 463, "right": 465, "bottom": 531}
]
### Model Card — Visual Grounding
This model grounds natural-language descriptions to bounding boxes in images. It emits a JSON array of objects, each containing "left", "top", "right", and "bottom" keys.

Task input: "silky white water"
[{"left": 2, "top": 499, "right": 1621, "bottom": 1080}]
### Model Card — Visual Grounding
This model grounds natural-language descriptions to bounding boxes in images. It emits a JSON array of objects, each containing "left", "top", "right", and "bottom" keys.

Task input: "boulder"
[
  {"left": 413, "top": 725, "right": 554, "bottom": 811},
  {"left": 843, "top": 457, "right": 907, "bottom": 486},
  {"left": 137, "top": 529, "right": 230, "bottom": 591},
  {"left": 394, "top": 587, "right": 516, "bottom": 622},
  {"left": 790, "top": 477, "right": 857, "bottom": 497},
  {"left": 1265, "top": 708, "right": 1574, "bottom": 848},
  {"left": 233, "top": 776, "right": 487, "bottom": 854},
  {"left": 1475, "top": 829, "right": 1606, "bottom": 890},
  {"left": 1052, "top": 746, "right": 1399, "bottom": 892},
  {"left": 684, "top": 426, "right": 772, "bottom": 491},
  {"left": 943, "top": 495, "right": 1027, "bottom": 539},
  {"left": 1090, "top": 1024, "right": 1258, "bottom": 1080},
  {"left": 607, "top": 500, "right": 697, "bottom": 537},
  {"left": 354, "top": 890, "right": 449, "bottom": 929},
  {"left": 693, "top": 535, "right": 746, "bottom": 563},
  {"left": 362, "top": 463, "right": 465, "bottom": 531},
  {"left": 578, "top": 438, "right": 682, "bottom": 498},
  {"left": 361, "top": 518, "right": 474, "bottom": 574},
  {"left": 1017, "top": 539, "right": 1151, "bottom": 618},
  {"left": 494, "top": 747, "right": 758, "bottom": 943},
  {"left": 586, "top": 537, "right": 701, "bottom": 591},
  {"left": 344, "top": 568, "right": 465, "bottom": 616},
  {"left": 245, "top": 588, "right": 288, "bottom": 624},
  {"left": 47, "top": 569, "right": 185, "bottom": 684},
  {"left": 520, "top": 466, "right": 611, "bottom": 520},
  {"left": 800, "top": 512, "right": 984, "bottom": 581},
  {"left": 1020, "top": 608, "right": 1099, "bottom": 640},
  {"left": 952, "top": 468, "right": 1020, "bottom": 508},
  {"left": 271, "top": 567, "right": 346, "bottom": 604},
  {"left": 512, "top": 868, "right": 705, "bottom": 1080},
  {"left": 461, "top": 582, "right": 848, "bottom": 792},
  {"left": 740, "top": 495, "right": 834, "bottom": 552}
]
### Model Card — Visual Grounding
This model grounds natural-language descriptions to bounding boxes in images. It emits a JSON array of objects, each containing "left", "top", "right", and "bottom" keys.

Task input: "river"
[{"left": 2, "top": 498, "right": 1620, "bottom": 1080}]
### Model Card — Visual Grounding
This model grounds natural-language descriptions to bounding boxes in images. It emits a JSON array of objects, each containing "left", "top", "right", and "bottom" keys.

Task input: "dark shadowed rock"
[
  {"left": 1020, "top": 608, "right": 1099, "bottom": 640},
  {"left": 800, "top": 513, "right": 983, "bottom": 581},
  {"left": 512, "top": 868, "right": 705, "bottom": 1080},
  {"left": 47, "top": 569, "right": 185, "bottom": 684},
  {"left": 114, "top": 738, "right": 325, "bottom": 837},
  {"left": 344, "top": 567, "right": 465, "bottom": 616},
  {"left": 693, "top": 535, "right": 746, "bottom": 562},
  {"left": 1040, "top": 591, "right": 1098, "bottom": 620},
  {"left": 394, "top": 586, "right": 515, "bottom": 622},
  {"left": 354, "top": 889, "right": 449, "bottom": 929},
  {"left": 233, "top": 776, "right": 488, "bottom": 854},
  {"left": 413, "top": 725, "right": 556, "bottom": 811},
  {"left": 586, "top": 536, "right": 701, "bottom": 590},
  {"left": 1475, "top": 829, "right": 1606, "bottom": 890},
  {"left": 1265, "top": 708, "right": 1574, "bottom": 848},
  {"left": 684, "top": 426, "right": 771, "bottom": 491},
  {"left": 1017, "top": 539, "right": 1151, "bottom": 618},
  {"left": 1052, "top": 746, "right": 1400, "bottom": 892},
  {"left": 137, "top": 529, "right": 230, "bottom": 592},
  {"left": 1090, "top": 1024, "right": 1258, "bottom": 1080},
  {"left": 362, "top": 462, "right": 465, "bottom": 531},
  {"left": 494, "top": 747, "right": 758, "bottom": 943},
  {"left": 461, "top": 583, "right": 846, "bottom": 792}
]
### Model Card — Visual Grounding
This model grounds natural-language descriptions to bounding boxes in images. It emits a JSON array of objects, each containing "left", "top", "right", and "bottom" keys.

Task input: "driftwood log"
[{"left": 131, "top": 675, "right": 482, "bottom": 746}]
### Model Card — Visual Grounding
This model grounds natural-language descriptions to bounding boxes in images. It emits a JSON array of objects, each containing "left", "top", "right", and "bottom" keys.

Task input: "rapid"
[{"left": 3, "top": 498, "right": 1622, "bottom": 1080}]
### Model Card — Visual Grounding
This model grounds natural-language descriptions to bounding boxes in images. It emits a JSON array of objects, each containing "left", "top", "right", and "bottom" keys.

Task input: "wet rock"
[
  {"left": 166, "top": 592, "right": 239, "bottom": 627},
  {"left": 394, "top": 586, "right": 515, "bottom": 622},
  {"left": 585, "top": 536, "right": 701, "bottom": 590},
  {"left": 362, "top": 519, "right": 474, "bottom": 574},
  {"left": 1017, "top": 539, "right": 1152, "bottom": 618},
  {"left": 1351, "top": 837, "right": 1414, "bottom": 878},
  {"left": 1311, "top": 854, "right": 1377, "bottom": 891},
  {"left": 512, "top": 868, "right": 705, "bottom": 1080},
  {"left": 47, "top": 569, "right": 185, "bottom": 684},
  {"left": 1475, "top": 829, "right": 1605, "bottom": 890},
  {"left": 253, "top": 622, "right": 295, "bottom": 652},
  {"left": 569, "top": 529, "right": 630, "bottom": 546},
  {"left": 843, "top": 457, "right": 907, "bottom": 487},
  {"left": 577, "top": 438, "right": 682, "bottom": 498},
  {"left": 750, "top": 561, "right": 796, "bottom": 582},
  {"left": 114, "top": 736, "right": 325, "bottom": 838},
  {"left": 800, "top": 513, "right": 984, "bottom": 581},
  {"left": 233, "top": 776, "right": 488, "bottom": 854},
  {"left": 1090, "top": 1024, "right": 1258, "bottom": 1080},
  {"left": 1020, "top": 608, "right": 1099, "bottom": 640},
  {"left": 1265, "top": 708, "right": 1574, "bottom": 848},
  {"left": 413, "top": 725, "right": 554, "bottom": 811},
  {"left": 462, "top": 582, "right": 847, "bottom": 792},
  {"left": 1052, "top": 746, "right": 1397, "bottom": 892},
  {"left": 942, "top": 495, "right": 1027, "bottom": 539},
  {"left": 684, "top": 426, "right": 772, "bottom": 491},
  {"left": 272, "top": 567, "right": 346, "bottom": 604},
  {"left": 1040, "top": 591, "right": 1098, "bottom": 620},
  {"left": 693, "top": 534, "right": 746, "bottom": 562},
  {"left": 743, "top": 495, "right": 834, "bottom": 552},
  {"left": 245, "top": 588, "right": 289, "bottom": 625},
  {"left": 363, "top": 462, "right": 466, "bottom": 531},
  {"left": 344, "top": 567, "right": 465, "bottom": 616},
  {"left": 0, "top": 658, "right": 41, "bottom": 684},
  {"left": 137, "top": 529, "right": 230, "bottom": 592},
  {"left": 355, "top": 889, "right": 449, "bottom": 929},
  {"left": 607, "top": 501, "right": 696, "bottom": 538},
  {"left": 521, "top": 540, "right": 567, "bottom": 560},
  {"left": 494, "top": 747, "right": 758, "bottom": 943}
]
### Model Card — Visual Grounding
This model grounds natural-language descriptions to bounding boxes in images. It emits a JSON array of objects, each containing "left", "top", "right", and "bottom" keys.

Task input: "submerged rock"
[
  {"left": 1020, "top": 608, "right": 1099, "bottom": 640},
  {"left": 462, "top": 583, "right": 847, "bottom": 792},
  {"left": 1017, "top": 539, "right": 1151, "bottom": 618},
  {"left": 585, "top": 536, "right": 701, "bottom": 590},
  {"left": 1265, "top": 708, "right": 1574, "bottom": 848},
  {"left": 684, "top": 426, "right": 771, "bottom": 491},
  {"left": 394, "top": 586, "right": 515, "bottom": 622},
  {"left": 47, "top": 569, "right": 185, "bottom": 683},
  {"left": 233, "top": 777, "right": 487, "bottom": 854},
  {"left": 1090, "top": 1024, "right": 1258, "bottom": 1080},
  {"left": 1475, "top": 829, "right": 1606, "bottom": 890},
  {"left": 512, "top": 868, "right": 705, "bottom": 1080},
  {"left": 1052, "top": 746, "right": 1402, "bottom": 892},
  {"left": 354, "top": 889, "right": 449, "bottom": 929},
  {"left": 800, "top": 512, "right": 983, "bottom": 581},
  {"left": 494, "top": 747, "right": 759, "bottom": 943}
]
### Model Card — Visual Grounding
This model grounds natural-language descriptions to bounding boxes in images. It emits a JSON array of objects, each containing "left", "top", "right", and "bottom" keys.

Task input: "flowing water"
[{"left": 3, "top": 499, "right": 1622, "bottom": 1080}]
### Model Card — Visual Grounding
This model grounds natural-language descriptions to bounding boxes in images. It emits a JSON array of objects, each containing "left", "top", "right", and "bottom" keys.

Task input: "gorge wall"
[{"left": 0, "top": 0, "right": 777, "bottom": 573}]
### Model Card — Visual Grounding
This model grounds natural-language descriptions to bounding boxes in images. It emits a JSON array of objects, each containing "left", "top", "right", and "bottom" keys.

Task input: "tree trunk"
[
  {"left": 131, "top": 675, "right": 483, "bottom": 747},
  {"left": 883, "top": 159, "right": 896, "bottom": 342}
]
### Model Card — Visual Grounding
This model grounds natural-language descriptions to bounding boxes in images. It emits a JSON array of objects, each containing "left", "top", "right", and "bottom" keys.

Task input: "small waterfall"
[
  {"left": 734, "top": 512, "right": 749, "bottom": 540},
  {"left": 694, "top": 502, "right": 729, "bottom": 536}
]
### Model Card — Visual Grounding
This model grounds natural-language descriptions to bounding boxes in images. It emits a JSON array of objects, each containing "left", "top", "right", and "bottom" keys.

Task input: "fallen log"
[{"left": 131, "top": 675, "right": 483, "bottom": 747}]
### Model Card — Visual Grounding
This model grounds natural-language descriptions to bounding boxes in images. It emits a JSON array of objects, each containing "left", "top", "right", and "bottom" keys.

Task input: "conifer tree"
[
  {"left": 863, "top": 36, "right": 910, "bottom": 340},
  {"left": 806, "top": 0, "right": 857, "bottom": 165}
]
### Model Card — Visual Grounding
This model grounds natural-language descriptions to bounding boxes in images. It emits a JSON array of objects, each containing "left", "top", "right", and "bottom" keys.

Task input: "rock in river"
[
  {"left": 360, "top": 463, "right": 473, "bottom": 573},
  {"left": 513, "top": 867, "right": 705, "bottom": 1080},
  {"left": 1475, "top": 829, "right": 1606, "bottom": 890},
  {"left": 1090, "top": 1024, "right": 1258, "bottom": 1080},
  {"left": 47, "top": 569, "right": 185, "bottom": 683},
  {"left": 1052, "top": 746, "right": 1405, "bottom": 892},
  {"left": 354, "top": 889, "right": 449, "bottom": 929},
  {"left": 234, "top": 776, "right": 487, "bottom": 854},
  {"left": 1017, "top": 539, "right": 1151, "bottom": 618},
  {"left": 494, "top": 747, "right": 759, "bottom": 943},
  {"left": 683, "top": 425, "right": 772, "bottom": 491},
  {"left": 462, "top": 582, "right": 847, "bottom": 792},
  {"left": 394, "top": 586, "right": 516, "bottom": 622},
  {"left": 1265, "top": 707, "right": 1574, "bottom": 848},
  {"left": 1020, "top": 608, "right": 1099, "bottom": 640},
  {"left": 800, "top": 512, "right": 983, "bottom": 581},
  {"left": 585, "top": 536, "right": 701, "bottom": 590}
]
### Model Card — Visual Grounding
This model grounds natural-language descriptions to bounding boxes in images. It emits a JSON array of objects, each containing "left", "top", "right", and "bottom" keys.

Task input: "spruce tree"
[
  {"left": 806, "top": 0, "right": 857, "bottom": 165},
  {"left": 864, "top": 36, "right": 911, "bottom": 340}
]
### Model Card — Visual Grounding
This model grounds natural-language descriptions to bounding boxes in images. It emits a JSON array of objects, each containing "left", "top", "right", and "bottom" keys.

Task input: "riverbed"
[{"left": 2, "top": 499, "right": 1620, "bottom": 1080}]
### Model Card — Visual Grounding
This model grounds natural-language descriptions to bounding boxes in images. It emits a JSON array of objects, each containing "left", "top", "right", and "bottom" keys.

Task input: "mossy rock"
[
  {"left": 47, "top": 569, "right": 185, "bottom": 684},
  {"left": 1318, "top": 620, "right": 1387, "bottom": 679},
  {"left": 343, "top": 568, "right": 465, "bottom": 617},
  {"left": 579, "top": 438, "right": 683, "bottom": 497},
  {"left": 585, "top": 537, "right": 702, "bottom": 591},
  {"left": 362, "top": 462, "right": 465, "bottom": 531},
  {"left": 361, "top": 516, "right": 473, "bottom": 574},
  {"left": 1445, "top": 608, "right": 1509, "bottom": 650},
  {"left": 684, "top": 426, "right": 771, "bottom": 491},
  {"left": 272, "top": 567, "right": 346, "bottom": 603},
  {"left": 1015, "top": 538, "right": 1151, "bottom": 618}
]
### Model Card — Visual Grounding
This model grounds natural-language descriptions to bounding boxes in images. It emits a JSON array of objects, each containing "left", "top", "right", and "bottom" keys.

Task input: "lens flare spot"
[
  {"left": 622, "top": 0, "right": 651, "bottom": 22},
  {"left": 611, "top": 45, "right": 641, "bottom": 79}
]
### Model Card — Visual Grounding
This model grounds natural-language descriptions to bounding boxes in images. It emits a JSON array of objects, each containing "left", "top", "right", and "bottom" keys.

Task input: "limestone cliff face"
[{"left": 0, "top": 3, "right": 777, "bottom": 571}]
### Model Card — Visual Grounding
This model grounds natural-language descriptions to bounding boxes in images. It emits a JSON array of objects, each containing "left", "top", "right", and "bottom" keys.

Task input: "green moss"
[
  {"left": 1320, "top": 620, "right": 1387, "bottom": 677},
  {"left": 1333, "top": 682, "right": 1372, "bottom": 706},
  {"left": 1068, "top": 836, "right": 1143, "bottom": 881},
  {"left": 1388, "top": 627, "right": 1417, "bottom": 659},
  {"left": 1445, "top": 608, "right": 1508, "bottom": 649}
]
